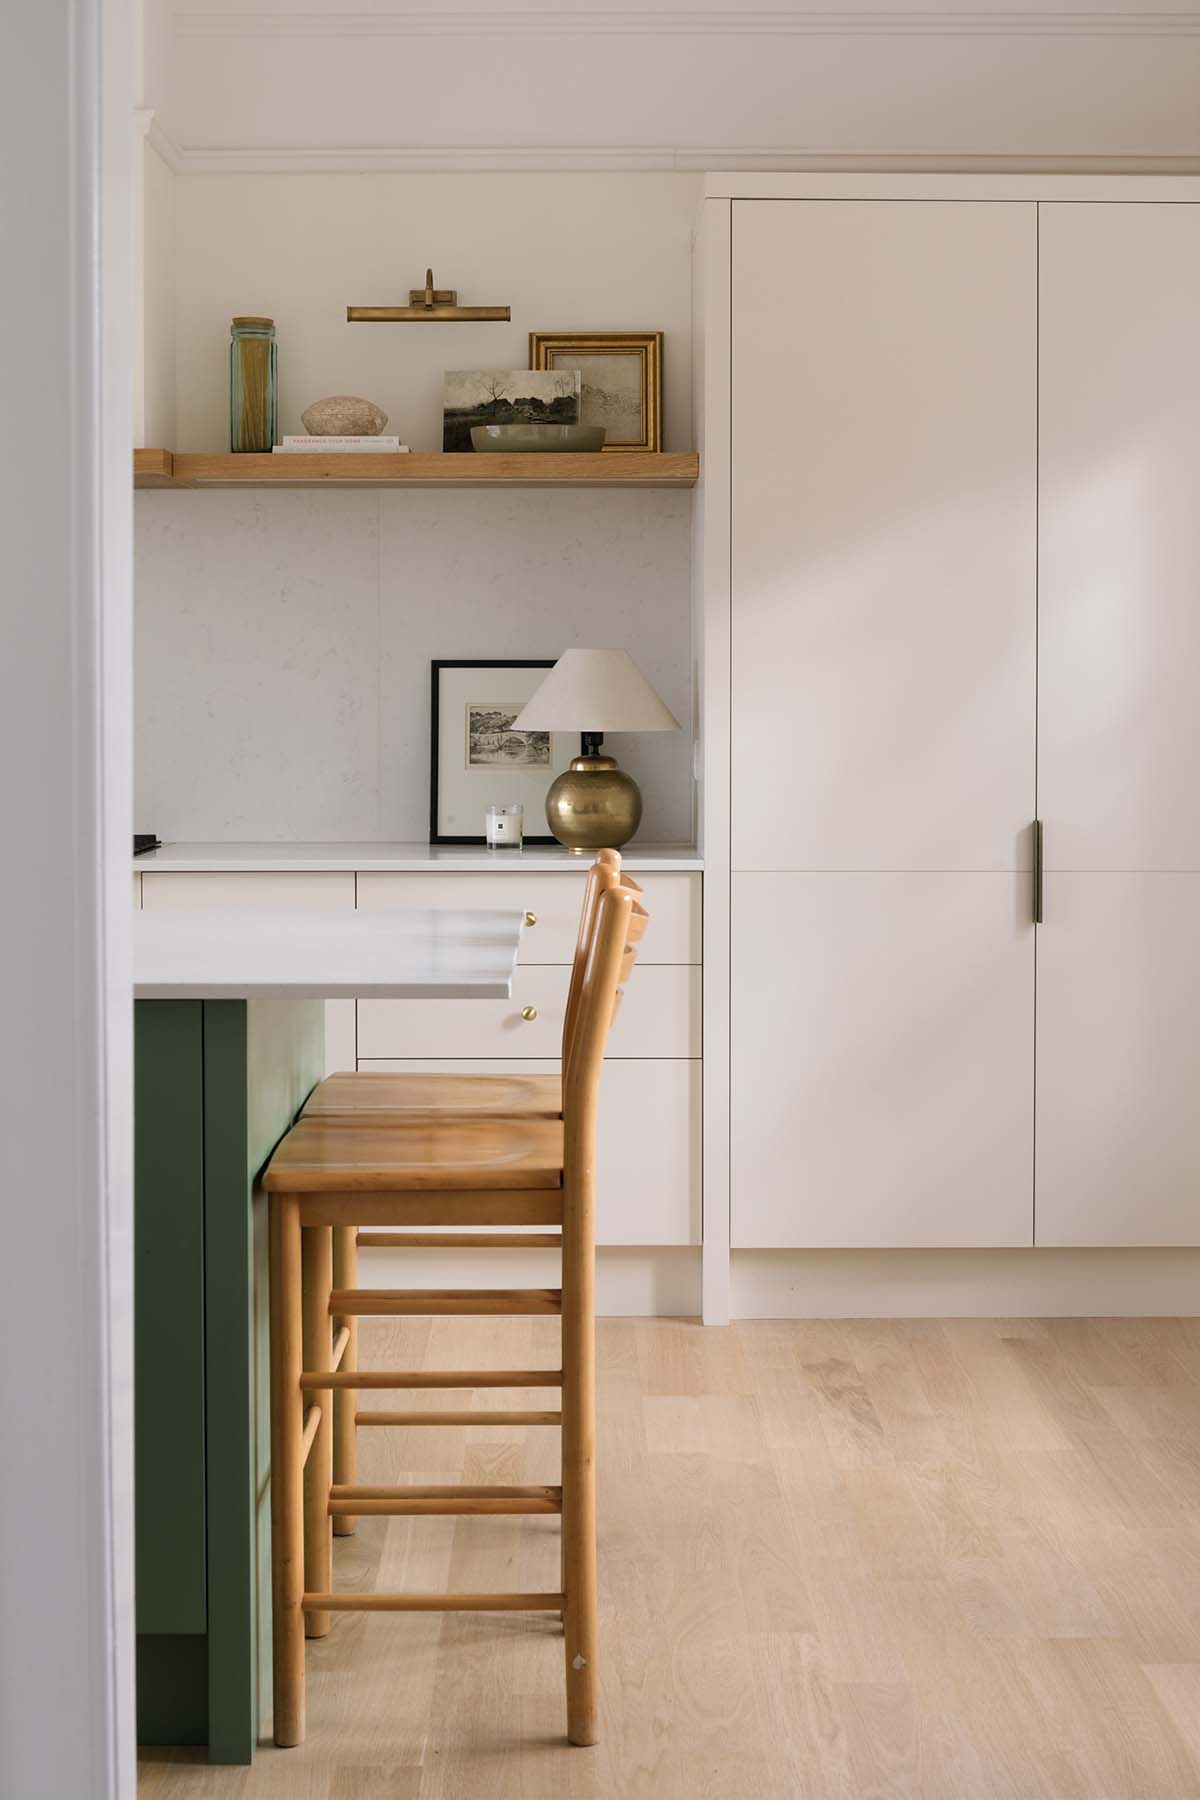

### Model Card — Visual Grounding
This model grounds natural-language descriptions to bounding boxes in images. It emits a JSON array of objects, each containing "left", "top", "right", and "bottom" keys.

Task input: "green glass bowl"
[{"left": 470, "top": 423, "right": 607, "bottom": 453}]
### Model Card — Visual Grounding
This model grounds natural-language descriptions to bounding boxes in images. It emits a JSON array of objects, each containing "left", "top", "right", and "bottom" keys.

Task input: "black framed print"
[{"left": 429, "top": 660, "right": 575, "bottom": 845}]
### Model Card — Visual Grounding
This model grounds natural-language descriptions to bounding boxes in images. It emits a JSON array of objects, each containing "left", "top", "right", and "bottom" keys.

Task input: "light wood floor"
[{"left": 138, "top": 1315, "right": 1200, "bottom": 1799}]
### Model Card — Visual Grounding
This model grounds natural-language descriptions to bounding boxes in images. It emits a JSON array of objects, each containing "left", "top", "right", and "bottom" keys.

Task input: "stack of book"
[{"left": 272, "top": 435, "right": 410, "bottom": 454}]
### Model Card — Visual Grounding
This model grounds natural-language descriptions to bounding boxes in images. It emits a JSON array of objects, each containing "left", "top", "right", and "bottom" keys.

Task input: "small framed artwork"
[
  {"left": 442, "top": 368, "right": 581, "bottom": 452},
  {"left": 529, "top": 331, "right": 662, "bottom": 451},
  {"left": 429, "top": 660, "right": 576, "bottom": 845}
]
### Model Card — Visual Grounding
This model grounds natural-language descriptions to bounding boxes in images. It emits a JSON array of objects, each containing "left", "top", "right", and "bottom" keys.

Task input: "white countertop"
[
  {"left": 133, "top": 840, "right": 703, "bottom": 873},
  {"left": 134, "top": 907, "right": 523, "bottom": 999}
]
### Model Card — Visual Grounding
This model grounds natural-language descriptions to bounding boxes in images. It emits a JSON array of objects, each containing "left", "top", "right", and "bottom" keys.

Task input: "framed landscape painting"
[
  {"left": 442, "top": 369, "right": 580, "bottom": 453},
  {"left": 529, "top": 332, "right": 663, "bottom": 451},
  {"left": 429, "top": 660, "right": 576, "bottom": 844}
]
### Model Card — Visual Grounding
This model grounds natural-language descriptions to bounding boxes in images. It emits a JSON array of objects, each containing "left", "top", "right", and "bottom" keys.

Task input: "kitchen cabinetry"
[
  {"left": 707, "top": 180, "right": 1200, "bottom": 1261},
  {"left": 134, "top": 995, "right": 323, "bottom": 1761},
  {"left": 139, "top": 853, "right": 703, "bottom": 1248}
]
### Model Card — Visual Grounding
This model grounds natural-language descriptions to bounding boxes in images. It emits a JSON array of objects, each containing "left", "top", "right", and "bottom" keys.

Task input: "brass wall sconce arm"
[{"left": 347, "top": 268, "right": 510, "bottom": 323}]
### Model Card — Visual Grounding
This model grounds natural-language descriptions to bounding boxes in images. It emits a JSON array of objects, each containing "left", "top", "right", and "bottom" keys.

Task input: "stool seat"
[
  {"left": 264, "top": 1114, "right": 565, "bottom": 1192},
  {"left": 301, "top": 1069, "right": 562, "bottom": 1121}
]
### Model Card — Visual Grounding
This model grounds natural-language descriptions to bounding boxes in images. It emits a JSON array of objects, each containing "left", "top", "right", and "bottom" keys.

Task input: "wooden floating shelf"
[{"left": 134, "top": 448, "right": 699, "bottom": 491}]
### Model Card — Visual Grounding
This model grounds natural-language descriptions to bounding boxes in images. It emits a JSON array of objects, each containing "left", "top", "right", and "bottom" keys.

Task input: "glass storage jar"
[{"left": 229, "top": 316, "right": 277, "bottom": 452}]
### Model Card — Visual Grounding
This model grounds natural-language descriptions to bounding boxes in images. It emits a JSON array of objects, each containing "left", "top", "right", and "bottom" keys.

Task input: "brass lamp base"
[{"left": 544, "top": 754, "right": 642, "bottom": 852}]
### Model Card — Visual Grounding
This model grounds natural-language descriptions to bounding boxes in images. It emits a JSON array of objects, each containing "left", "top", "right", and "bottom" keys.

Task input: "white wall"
[
  {"left": 135, "top": 486, "right": 694, "bottom": 841},
  {"left": 1, "top": 0, "right": 135, "bottom": 1794},
  {"left": 136, "top": 171, "right": 697, "bottom": 845},
  {"left": 171, "top": 172, "right": 697, "bottom": 451},
  {"left": 141, "top": 138, "right": 176, "bottom": 448}
]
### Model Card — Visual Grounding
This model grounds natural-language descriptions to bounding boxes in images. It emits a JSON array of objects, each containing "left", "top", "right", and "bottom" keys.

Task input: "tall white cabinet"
[
  {"left": 729, "top": 199, "right": 1037, "bottom": 1249},
  {"left": 1036, "top": 202, "right": 1200, "bottom": 1245},
  {"left": 701, "top": 177, "right": 1200, "bottom": 1278}
]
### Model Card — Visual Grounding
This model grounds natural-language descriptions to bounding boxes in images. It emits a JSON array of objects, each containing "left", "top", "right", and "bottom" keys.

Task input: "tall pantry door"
[
  {"left": 1036, "top": 203, "right": 1200, "bottom": 1246},
  {"left": 729, "top": 201, "right": 1038, "bottom": 1248}
]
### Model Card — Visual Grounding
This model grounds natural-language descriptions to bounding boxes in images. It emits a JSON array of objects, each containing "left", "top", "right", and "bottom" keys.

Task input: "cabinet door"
[
  {"left": 1035, "top": 876, "right": 1200, "bottom": 1246},
  {"left": 134, "top": 1001, "right": 207, "bottom": 1634},
  {"left": 731, "top": 875, "right": 1034, "bottom": 1248},
  {"left": 1036, "top": 204, "right": 1200, "bottom": 1246},
  {"left": 1038, "top": 203, "right": 1200, "bottom": 872},
  {"left": 731, "top": 200, "right": 1037, "bottom": 872}
]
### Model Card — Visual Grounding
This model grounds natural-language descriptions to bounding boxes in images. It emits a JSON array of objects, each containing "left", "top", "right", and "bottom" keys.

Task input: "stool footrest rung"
[
  {"left": 301, "top": 1367, "right": 563, "bottom": 1391},
  {"left": 328, "top": 1482, "right": 562, "bottom": 1516},
  {"left": 303, "top": 1591, "right": 564, "bottom": 1613},
  {"left": 356, "top": 1231, "right": 563, "bottom": 1249},
  {"left": 329, "top": 1287, "right": 562, "bottom": 1317},
  {"left": 356, "top": 1408, "right": 562, "bottom": 1427}
]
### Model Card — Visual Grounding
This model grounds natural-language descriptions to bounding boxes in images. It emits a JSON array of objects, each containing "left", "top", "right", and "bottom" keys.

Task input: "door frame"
[{"left": 0, "top": 2, "right": 136, "bottom": 1795}]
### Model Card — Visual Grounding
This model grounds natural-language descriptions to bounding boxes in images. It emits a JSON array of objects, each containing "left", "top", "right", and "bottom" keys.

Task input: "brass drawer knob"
[
  {"left": 524, "top": 911, "right": 537, "bottom": 927},
  {"left": 520, "top": 1005, "right": 538, "bottom": 1022}
]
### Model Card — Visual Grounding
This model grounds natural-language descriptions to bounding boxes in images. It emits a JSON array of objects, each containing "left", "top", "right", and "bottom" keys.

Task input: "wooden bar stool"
[
  {"left": 299, "top": 849, "right": 643, "bottom": 1127},
  {"left": 296, "top": 853, "right": 647, "bottom": 1530},
  {"left": 264, "top": 875, "right": 641, "bottom": 1750}
]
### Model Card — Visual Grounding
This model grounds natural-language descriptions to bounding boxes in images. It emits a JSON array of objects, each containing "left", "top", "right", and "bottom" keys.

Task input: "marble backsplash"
[{"left": 135, "top": 487, "right": 694, "bottom": 844}]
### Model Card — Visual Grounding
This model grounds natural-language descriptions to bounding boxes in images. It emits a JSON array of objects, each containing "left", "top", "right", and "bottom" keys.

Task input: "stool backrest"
[
  {"left": 560, "top": 852, "right": 647, "bottom": 1072},
  {"left": 564, "top": 881, "right": 639, "bottom": 1143}
]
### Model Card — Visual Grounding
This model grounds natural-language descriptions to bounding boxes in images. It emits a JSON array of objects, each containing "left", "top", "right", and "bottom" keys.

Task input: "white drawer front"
[
  {"left": 357, "top": 870, "right": 699, "bottom": 964},
  {"left": 358, "top": 1058, "right": 700, "bottom": 1245},
  {"left": 357, "top": 964, "right": 700, "bottom": 1060},
  {"left": 141, "top": 871, "right": 356, "bottom": 911}
]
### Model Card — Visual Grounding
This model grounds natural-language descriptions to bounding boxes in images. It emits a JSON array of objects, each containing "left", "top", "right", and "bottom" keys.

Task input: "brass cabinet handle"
[
  {"left": 524, "top": 911, "right": 537, "bottom": 927},
  {"left": 520, "top": 1005, "right": 538, "bottom": 1022}
]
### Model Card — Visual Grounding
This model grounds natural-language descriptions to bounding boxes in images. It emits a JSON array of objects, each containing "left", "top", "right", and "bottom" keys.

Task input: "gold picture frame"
[{"left": 529, "top": 331, "right": 662, "bottom": 452}]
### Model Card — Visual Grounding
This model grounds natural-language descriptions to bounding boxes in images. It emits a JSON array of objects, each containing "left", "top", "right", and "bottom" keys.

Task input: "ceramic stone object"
[{"left": 301, "top": 395, "right": 388, "bottom": 436}]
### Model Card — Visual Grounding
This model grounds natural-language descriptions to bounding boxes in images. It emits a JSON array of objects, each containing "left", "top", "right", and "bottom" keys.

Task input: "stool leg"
[
  {"left": 302, "top": 1223, "right": 334, "bottom": 1639},
  {"left": 331, "top": 1223, "right": 358, "bottom": 1536},
  {"left": 562, "top": 1179, "right": 599, "bottom": 1747},
  {"left": 269, "top": 1194, "right": 306, "bottom": 1747}
]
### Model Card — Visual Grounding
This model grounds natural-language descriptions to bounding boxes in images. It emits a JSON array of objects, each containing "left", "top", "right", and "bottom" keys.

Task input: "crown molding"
[
  {"left": 173, "top": 8, "right": 1200, "bottom": 41},
  {"left": 152, "top": 142, "right": 1200, "bottom": 175}
]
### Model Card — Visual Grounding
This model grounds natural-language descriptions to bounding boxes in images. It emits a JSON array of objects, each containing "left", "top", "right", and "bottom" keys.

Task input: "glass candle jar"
[
  {"left": 230, "top": 316, "right": 277, "bottom": 452},
  {"left": 485, "top": 804, "right": 524, "bottom": 849}
]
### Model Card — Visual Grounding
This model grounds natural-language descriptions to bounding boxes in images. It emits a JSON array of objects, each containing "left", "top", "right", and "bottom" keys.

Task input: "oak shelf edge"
[{"left": 133, "top": 449, "right": 699, "bottom": 490}]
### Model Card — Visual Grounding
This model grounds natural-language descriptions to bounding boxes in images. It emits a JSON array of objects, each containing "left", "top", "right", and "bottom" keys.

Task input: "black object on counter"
[{"left": 134, "top": 834, "right": 162, "bottom": 856}]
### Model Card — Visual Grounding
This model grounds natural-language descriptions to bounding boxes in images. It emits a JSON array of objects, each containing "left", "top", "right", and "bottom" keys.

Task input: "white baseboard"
[
  {"left": 356, "top": 1245, "right": 1200, "bottom": 1321},
  {"left": 731, "top": 1248, "right": 1200, "bottom": 1319},
  {"left": 359, "top": 1245, "right": 700, "bottom": 1318}
]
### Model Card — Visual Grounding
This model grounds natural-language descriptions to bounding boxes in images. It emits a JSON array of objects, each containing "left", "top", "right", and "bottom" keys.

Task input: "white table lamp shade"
[{"left": 511, "top": 649, "right": 680, "bottom": 734}]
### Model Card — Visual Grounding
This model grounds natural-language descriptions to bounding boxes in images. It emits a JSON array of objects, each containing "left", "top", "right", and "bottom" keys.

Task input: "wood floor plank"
[
  {"left": 138, "top": 1313, "right": 1200, "bottom": 1800},
  {"left": 1143, "top": 1664, "right": 1200, "bottom": 1771}
]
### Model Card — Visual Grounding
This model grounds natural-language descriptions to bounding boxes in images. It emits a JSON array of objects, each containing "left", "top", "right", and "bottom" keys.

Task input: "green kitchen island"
[{"left": 133, "top": 906, "right": 522, "bottom": 1762}]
